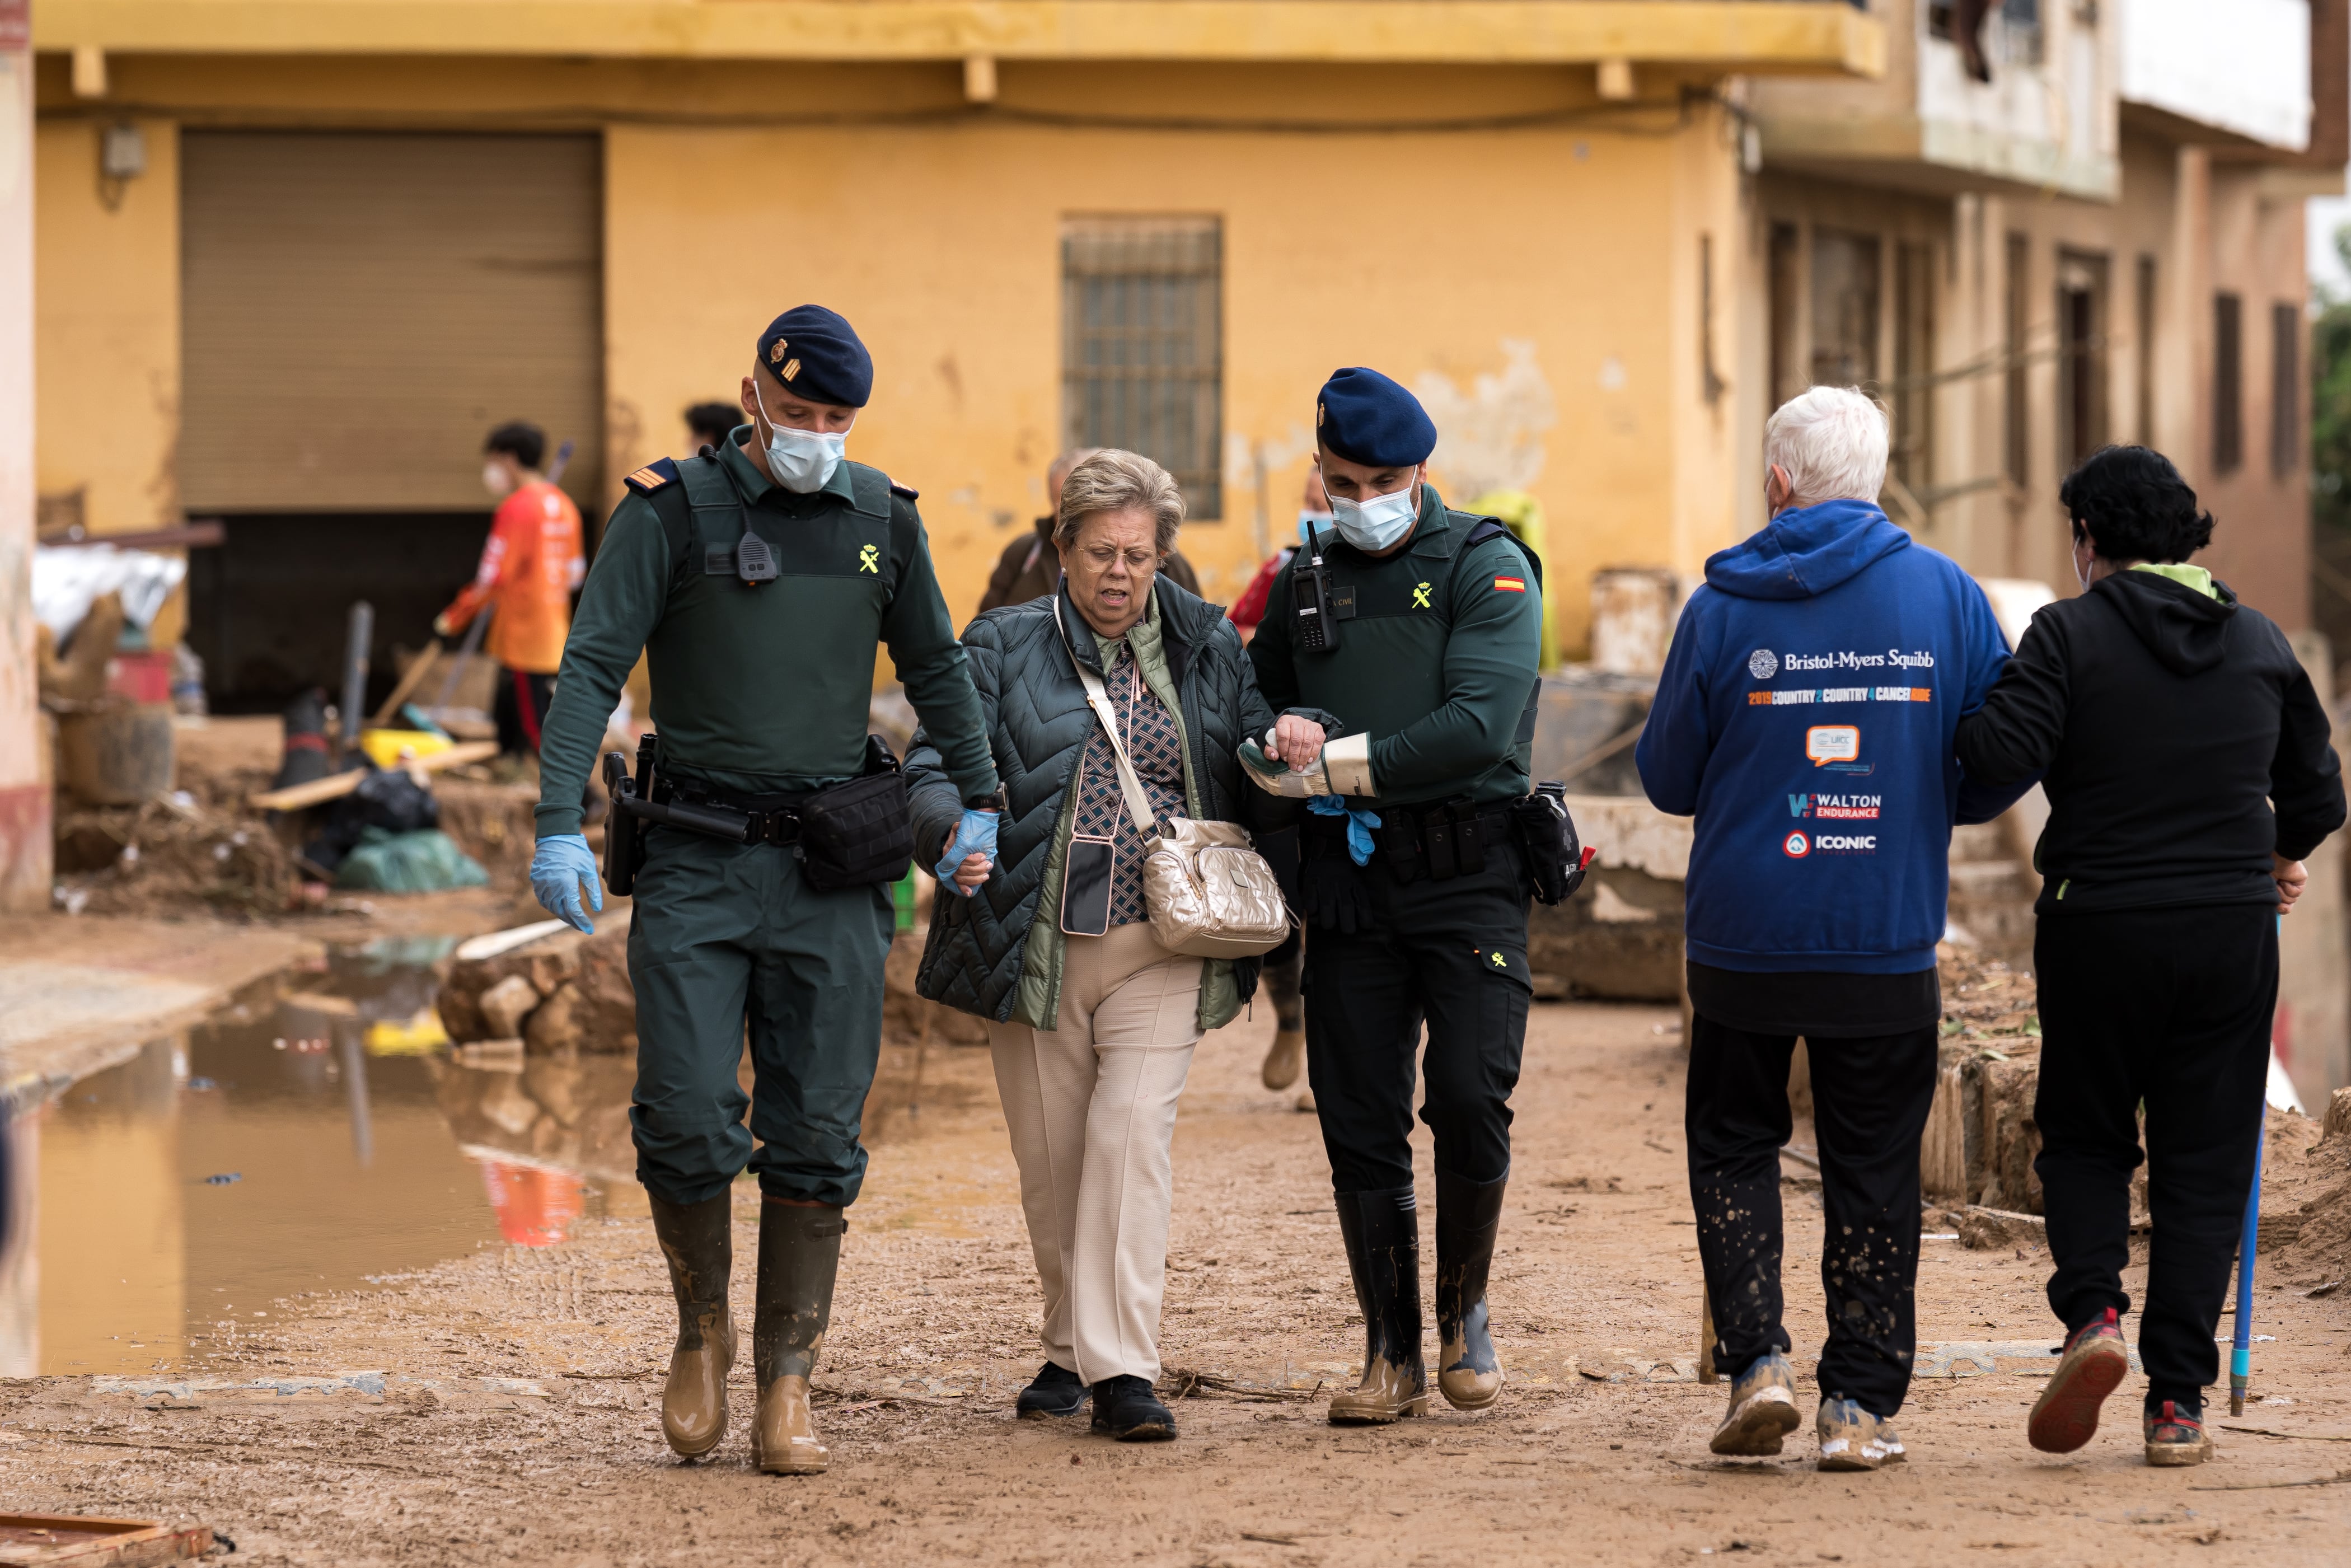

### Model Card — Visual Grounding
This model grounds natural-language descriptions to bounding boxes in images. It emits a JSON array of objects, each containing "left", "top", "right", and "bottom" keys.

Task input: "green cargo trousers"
[{"left": 626, "top": 825, "right": 894, "bottom": 1208}]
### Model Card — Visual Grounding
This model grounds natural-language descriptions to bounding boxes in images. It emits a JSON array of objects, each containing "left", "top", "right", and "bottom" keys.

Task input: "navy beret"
[
  {"left": 755, "top": 305, "right": 873, "bottom": 409},
  {"left": 1316, "top": 367, "right": 1436, "bottom": 467}
]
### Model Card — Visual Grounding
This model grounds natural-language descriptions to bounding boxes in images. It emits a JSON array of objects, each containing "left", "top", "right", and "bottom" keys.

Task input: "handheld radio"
[{"left": 1292, "top": 519, "right": 1341, "bottom": 653}]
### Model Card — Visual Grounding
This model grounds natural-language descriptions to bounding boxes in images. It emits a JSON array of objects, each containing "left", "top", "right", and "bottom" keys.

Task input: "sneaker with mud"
[
  {"left": 1815, "top": 1396, "right": 1892, "bottom": 1472},
  {"left": 1709, "top": 1350, "right": 1801, "bottom": 1456},
  {"left": 2143, "top": 1399, "right": 2212, "bottom": 1467},
  {"left": 1872, "top": 1419, "right": 1908, "bottom": 1464},
  {"left": 2028, "top": 1307, "right": 2129, "bottom": 1454}
]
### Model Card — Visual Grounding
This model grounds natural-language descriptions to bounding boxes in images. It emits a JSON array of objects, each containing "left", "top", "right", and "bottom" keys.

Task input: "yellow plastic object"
[
  {"left": 358, "top": 728, "right": 455, "bottom": 770},
  {"left": 366, "top": 1007, "right": 452, "bottom": 1056}
]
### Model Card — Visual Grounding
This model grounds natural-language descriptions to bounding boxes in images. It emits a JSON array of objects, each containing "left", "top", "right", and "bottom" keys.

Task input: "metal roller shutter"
[{"left": 180, "top": 131, "right": 602, "bottom": 514}]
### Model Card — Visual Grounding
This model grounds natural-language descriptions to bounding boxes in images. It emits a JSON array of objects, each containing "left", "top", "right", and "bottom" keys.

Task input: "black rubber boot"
[
  {"left": 750, "top": 1200, "right": 846, "bottom": 1475},
  {"left": 1327, "top": 1186, "right": 1426, "bottom": 1424},
  {"left": 648, "top": 1191, "right": 736, "bottom": 1459},
  {"left": 1435, "top": 1170, "right": 1508, "bottom": 1411}
]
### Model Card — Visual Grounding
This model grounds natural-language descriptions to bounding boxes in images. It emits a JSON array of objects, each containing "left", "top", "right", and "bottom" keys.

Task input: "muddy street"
[{"left": 4, "top": 972, "right": 2347, "bottom": 1567}]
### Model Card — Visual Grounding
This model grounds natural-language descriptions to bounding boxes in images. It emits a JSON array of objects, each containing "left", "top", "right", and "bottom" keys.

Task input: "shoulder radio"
[{"left": 1291, "top": 519, "right": 1341, "bottom": 653}]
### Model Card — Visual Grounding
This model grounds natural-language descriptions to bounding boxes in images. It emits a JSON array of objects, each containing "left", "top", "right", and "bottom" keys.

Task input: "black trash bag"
[{"left": 302, "top": 766, "right": 440, "bottom": 876}]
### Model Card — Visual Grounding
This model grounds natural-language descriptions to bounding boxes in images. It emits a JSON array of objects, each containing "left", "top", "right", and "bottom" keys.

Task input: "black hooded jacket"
[{"left": 1954, "top": 568, "right": 2344, "bottom": 914}]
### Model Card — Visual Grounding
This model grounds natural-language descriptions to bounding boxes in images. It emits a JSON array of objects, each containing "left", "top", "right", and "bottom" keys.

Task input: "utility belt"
[
  {"left": 601, "top": 733, "right": 915, "bottom": 896},
  {"left": 1302, "top": 785, "right": 1591, "bottom": 905}
]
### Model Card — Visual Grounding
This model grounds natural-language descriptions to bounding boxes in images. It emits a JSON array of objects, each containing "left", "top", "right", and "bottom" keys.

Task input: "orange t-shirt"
[{"left": 439, "top": 480, "right": 586, "bottom": 676}]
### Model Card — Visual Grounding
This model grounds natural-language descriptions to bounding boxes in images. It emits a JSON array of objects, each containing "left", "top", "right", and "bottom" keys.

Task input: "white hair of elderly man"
[{"left": 1763, "top": 386, "right": 1890, "bottom": 510}]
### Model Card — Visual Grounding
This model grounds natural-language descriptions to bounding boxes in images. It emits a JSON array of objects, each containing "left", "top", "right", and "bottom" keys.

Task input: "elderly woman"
[
  {"left": 1955, "top": 445, "right": 2344, "bottom": 1467},
  {"left": 906, "top": 449, "right": 1309, "bottom": 1441}
]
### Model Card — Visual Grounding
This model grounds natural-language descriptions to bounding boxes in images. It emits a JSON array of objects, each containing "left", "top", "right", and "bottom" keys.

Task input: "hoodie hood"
[
  {"left": 1703, "top": 499, "right": 1912, "bottom": 602},
  {"left": 2088, "top": 566, "right": 2238, "bottom": 676}
]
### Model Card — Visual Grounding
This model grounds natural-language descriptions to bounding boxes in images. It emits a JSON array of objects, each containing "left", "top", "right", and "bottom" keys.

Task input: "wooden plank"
[
  {"left": 0, "top": 1514, "right": 213, "bottom": 1566},
  {"left": 369, "top": 636, "right": 442, "bottom": 727},
  {"left": 248, "top": 739, "right": 499, "bottom": 813}
]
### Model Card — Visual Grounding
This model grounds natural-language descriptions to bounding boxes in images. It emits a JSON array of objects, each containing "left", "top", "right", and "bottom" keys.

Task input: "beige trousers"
[{"left": 987, "top": 921, "right": 1205, "bottom": 1385}]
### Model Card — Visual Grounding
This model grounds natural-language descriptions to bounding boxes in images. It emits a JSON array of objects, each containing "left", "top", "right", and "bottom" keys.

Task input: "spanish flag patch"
[{"left": 1493, "top": 575, "right": 1527, "bottom": 593}]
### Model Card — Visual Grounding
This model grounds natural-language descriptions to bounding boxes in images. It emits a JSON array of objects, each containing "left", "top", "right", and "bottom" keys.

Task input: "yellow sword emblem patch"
[
  {"left": 1412, "top": 581, "right": 1432, "bottom": 609},
  {"left": 858, "top": 544, "right": 879, "bottom": 574}
]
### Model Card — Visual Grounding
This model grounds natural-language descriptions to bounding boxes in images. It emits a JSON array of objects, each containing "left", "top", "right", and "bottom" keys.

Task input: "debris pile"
[
  {"left": 51, "top": 790, "right": 302, "bottom": 917},
  {"left": 2258, "top": 1089, "right": 2351, "bottom": 1295},
  {"left": 437, "top": 921, "right": 638, "bottom": 1054}
]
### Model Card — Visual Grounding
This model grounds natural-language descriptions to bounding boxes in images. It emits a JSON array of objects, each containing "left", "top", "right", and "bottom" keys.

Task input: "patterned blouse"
[{"left": 1070, "top": 638, "right": 1189, "bottom": 926}]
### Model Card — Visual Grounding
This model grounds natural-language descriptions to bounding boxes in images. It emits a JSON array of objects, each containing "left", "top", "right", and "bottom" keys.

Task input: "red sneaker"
[
  {"left": 2027, "top": 1308, "right": 2129, "bottom": 1454},
  {"left": 2144, "top": 1400, "right": 2212, "bottom": 1467}
]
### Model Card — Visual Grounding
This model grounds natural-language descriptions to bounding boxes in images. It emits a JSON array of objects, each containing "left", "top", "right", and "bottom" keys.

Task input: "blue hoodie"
[{"left": 1635, "top": 499, "right": 2026, "bottom": 975}]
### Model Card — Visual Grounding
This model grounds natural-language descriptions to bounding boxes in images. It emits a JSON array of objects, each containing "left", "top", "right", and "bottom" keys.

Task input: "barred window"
[{"left": 1062, "top": 216, "right": 1223, "bottom": 520}]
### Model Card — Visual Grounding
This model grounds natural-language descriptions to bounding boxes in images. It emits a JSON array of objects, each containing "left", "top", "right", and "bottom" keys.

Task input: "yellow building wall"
[{"left": 34, "top": 113, "right": 180, "bottom": 535}]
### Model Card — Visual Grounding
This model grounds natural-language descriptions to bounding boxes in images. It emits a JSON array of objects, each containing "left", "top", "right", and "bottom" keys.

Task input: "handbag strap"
[{"left": 1055, "top": 598, "right": 1164, "bottom": 844}]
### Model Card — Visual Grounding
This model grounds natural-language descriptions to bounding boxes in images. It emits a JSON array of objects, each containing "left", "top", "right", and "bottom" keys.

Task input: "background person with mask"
[
  {"left": 684, "top": 400, "right": 743, "bottom": 455},
  {"left": 435, "top": 420, "right": 586, "bottom": 757},
  {"left": 1637, "top": 386, "right": 2024, "bottom": 1473},
  {"left": 1954, "top": 445, "right": 2344, "bottom": 1468},
  {"left": 523, "top": 305, "right": 1002, "bottom": 1477},
  {"left": 1245, "top": 367, "right": 1544, "bottom": 1429},
  {"left": 980, "top": 447, "right": 1202, "bottom": 614}
]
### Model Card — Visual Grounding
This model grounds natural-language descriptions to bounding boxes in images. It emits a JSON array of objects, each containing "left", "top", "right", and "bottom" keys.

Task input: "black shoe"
[
  {"left": 1016, "top": 1361, "right": 1089, "bottom": 1420},
  {"left": 1089, "top": 1375, "right": 1176, "bottom": 1441}
]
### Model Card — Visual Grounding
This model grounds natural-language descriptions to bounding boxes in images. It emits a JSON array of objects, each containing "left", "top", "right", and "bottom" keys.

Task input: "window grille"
[
  {"left": 1062, "top": 217, "right": 1223, "bottom": 520},
  {"left": 2273, "top": 302, "right": 2301, "bottom": 480}
]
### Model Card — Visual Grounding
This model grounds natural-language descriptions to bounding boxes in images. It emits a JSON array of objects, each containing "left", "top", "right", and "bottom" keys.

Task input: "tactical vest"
[
  {"left": 636, "top": 453, "right": 912, "bottom": 785},
  {"left": 1285, "top": 511, "right": 1544, "bottom": 778}
]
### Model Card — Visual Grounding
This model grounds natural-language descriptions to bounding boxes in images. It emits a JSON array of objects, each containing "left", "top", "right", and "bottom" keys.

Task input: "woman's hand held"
[
  {"left": 2274, "top": 854, "right": 2308, "bottom": 914},
  {"left": 1273, "top": 714, "right": 1327, "bottom": 770}
]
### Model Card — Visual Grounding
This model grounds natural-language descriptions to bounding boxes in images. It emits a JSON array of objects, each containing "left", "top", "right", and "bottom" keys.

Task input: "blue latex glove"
[
  {"left": 935, "top": 807, "right": 1000, "bottom": 897},
  {"left": 531, "top": 833, "right": 603, "bottom": 933},
  {"left": 1308, "top": 795, "right": 1381, "bottom": 867}
]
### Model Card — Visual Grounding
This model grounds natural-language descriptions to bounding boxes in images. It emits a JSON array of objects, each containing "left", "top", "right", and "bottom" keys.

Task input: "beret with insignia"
[
  {"left": 755, "top": 305, "right": 873, "bottom": 409},
  {"left": 1315, "top": 367, "right": 1436, "bottom": 468}
]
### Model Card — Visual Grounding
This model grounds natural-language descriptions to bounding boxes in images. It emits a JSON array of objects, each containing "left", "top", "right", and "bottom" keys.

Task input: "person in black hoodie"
[{"left": 1954, "top": 444, "right": 2344, "bottom": 1468}]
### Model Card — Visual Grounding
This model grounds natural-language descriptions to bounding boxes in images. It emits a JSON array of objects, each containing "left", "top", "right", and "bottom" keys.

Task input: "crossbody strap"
[{"left": 1055, "top": 598, "right": 1163, "bottom": 843}]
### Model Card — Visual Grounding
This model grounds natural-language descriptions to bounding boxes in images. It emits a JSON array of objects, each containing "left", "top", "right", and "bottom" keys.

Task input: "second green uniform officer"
[
  {"left": 527, "top": 306, "right": 1001, "bottom": 1475},
  {"left": 1245, "top": 368, "right": 1544, "bottom": 1425}
]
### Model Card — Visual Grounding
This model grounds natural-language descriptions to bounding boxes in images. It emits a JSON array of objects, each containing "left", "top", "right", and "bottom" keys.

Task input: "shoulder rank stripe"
[
  {"left": 1493, "top": 575, "right": 1527, "bottom": 593},
  {"left": 624, "top": 459, "right": 680, "bottom": 495},
  {"left": 888, "top": 480, "right": 919, "bottom": 500}
]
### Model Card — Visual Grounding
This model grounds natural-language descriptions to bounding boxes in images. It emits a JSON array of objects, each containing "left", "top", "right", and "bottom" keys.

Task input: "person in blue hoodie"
[{"left": 1637, "top": 386, "right": 2028, "bottom": 1473}]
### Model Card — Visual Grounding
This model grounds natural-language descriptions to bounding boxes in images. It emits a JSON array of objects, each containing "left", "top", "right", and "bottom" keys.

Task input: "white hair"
[{"left": 1763, "top": 386, "right": 1889, "bottom": 507}]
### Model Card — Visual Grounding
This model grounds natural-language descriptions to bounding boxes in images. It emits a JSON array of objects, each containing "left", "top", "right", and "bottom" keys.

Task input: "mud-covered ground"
[{"left": 4, "top": 999, "right": 2348, "bottom": 1566}]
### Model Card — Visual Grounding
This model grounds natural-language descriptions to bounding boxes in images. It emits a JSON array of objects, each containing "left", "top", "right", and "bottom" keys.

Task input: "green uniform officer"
[
  {"left": 1243, "top": 367, "right": 1544, "bottom": 1428},
  {"left": 529, "top": 305, "right": 1001, "bottom": 1476}
]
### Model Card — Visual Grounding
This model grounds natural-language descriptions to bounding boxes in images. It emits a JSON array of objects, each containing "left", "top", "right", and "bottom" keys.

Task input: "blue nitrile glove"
[
  {"left": 531, "top": 833, "right": 603, "bottom": 934},
  {"left": 1308, "top": 795, "right": 1381, "bottom": 867},
  {"left": 935, "top": 807, "right": 1000, "bottom": 897}
]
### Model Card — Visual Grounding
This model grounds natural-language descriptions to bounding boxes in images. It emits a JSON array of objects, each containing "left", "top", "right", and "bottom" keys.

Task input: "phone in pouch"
[{"left": 1061, "top": 834, "right": 1116, "bottom": 936}]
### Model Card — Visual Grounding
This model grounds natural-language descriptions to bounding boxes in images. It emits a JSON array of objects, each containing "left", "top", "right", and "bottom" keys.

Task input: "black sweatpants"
[
  {"left": 1687, "top": 1015, "right": 1938, "bottom": 1418},
  {"left": 2033, "top": 903, "right": 2275, "bottom": 1411},
  {"left": 1303, "top": 839, "right": 1532, "bottom": 1192},
  {"left": 494, "top": 667, "right": 557, "bottom": 757}
]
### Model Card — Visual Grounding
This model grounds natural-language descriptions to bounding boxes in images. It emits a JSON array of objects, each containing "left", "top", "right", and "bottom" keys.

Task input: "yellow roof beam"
[{"left": 35, "top": 2, "right": 1884, "bottom": 76}]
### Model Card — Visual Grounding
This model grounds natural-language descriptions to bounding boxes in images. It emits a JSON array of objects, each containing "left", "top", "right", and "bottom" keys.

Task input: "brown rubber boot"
[
  {"left": 749, "top": 1199, "right": 846, "bottom": 1476},
  {"left": 1261, "top": 944, "right": 1305, "bottom": 1091},
  {"left": 1434, "top": 1171, "right": 1507, "bottom": 1411},
  {"left": 1327, "top": 1187, "right": 1427, "bottom": 1424},
  {"left": 648, "top": 1191, "right": 736, "bottom": 1459},
  {"left": 1259, "top": 1029, "right": 1305, "bottom": 1092}
]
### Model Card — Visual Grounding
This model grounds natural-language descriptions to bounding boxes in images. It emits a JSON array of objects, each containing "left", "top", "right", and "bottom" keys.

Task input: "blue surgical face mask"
[
  {"left": 1328, "top": 483, "right": 1418, "bottom": 553},
  {"left": 753, "top": 384, "right": 848, "bottom": 493},
  {"left": 1297, "top": 509, "right": 1336, "bottom": 543}
]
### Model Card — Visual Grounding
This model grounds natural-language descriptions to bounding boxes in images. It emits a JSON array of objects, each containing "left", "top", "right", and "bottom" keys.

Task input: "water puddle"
[{"left": 0, "top": 938, "right": 645, "bottom": 1377}]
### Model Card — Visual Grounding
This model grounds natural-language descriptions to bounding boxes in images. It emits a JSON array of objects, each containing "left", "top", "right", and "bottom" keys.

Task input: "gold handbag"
[{"left": 1060, "top": 603, "right": 1294, "bottom": 959}]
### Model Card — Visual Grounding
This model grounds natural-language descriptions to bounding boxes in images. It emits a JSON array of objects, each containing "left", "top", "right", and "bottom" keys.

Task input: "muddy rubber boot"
[
  {"left": 1260, "top": 1029, "right": 1305, "bottom": 1092},
  {"left": 749, "top": 1200, "right": 845, "bottom": 1476},
  {"left": 1327, "top": 1187, "right": 1427, "bottom": 1425},
  {"left": 648, "top": 1191, "right": 736, "bottom": 1460},
  {"left": 1434, "top": 1170, "right": 1507, "bottom": 1412},
  {"left": 1261, "top": 952, "right": 1305, "bottom": 1091}
]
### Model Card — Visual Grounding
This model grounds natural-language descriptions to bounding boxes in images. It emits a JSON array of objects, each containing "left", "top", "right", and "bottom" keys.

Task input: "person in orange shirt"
[{"left": 436, "top": 421, "right": 587, "bottom": 756}]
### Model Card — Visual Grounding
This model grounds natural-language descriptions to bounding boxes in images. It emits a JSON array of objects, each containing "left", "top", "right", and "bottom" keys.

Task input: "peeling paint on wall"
[{"left": 1416, "top": 339, "right": 1557, "bottom": 501}]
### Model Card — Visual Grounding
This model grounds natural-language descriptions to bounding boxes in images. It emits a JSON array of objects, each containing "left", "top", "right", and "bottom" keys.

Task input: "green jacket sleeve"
[
  {"left": 883, "top": 497, "right": 1000, "bottom": 802},
  {"left": 534, "top": 493, "right": 671, "bottom": 838},
  {"left": 1369, "top": 536, "right": 1542, "bottom": 793}
]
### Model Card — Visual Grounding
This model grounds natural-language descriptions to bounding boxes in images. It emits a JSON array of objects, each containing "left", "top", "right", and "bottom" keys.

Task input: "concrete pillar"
[{"left": 0, "top": 1, "right": 51, "bottom": 911}]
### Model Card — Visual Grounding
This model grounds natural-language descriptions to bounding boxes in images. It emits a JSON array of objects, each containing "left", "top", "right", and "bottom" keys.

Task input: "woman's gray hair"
[{"left": 1053, "top": 448, "right": 1185, "bottom": 555}]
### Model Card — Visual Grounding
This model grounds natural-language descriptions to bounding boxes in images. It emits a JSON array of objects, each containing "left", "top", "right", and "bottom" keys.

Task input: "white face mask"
[
  {"left": 482, "top": 460, "right": 513, "bottom": 498},
  {"left": 1328, "top": 483, "right": 1419, "bottom": 553},
  {"left": 752, "top": 384, "right": 847, "bottom": 493}
]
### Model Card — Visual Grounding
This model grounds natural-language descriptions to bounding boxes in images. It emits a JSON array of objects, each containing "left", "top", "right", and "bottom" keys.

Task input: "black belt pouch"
[{"left": 797, "top": 734, "right": 916, "bottom": 892}]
